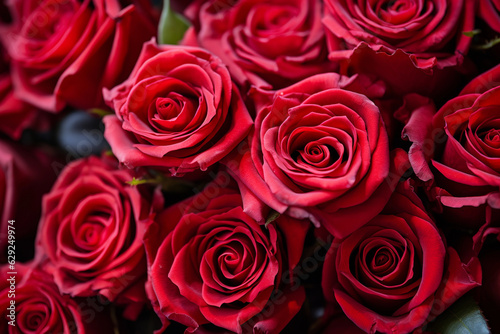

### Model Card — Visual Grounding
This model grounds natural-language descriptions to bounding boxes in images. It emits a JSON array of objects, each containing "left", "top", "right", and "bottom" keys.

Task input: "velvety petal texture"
[
  {"left": 183, "top": 0, "right": 334, "bottom": 90},
  {"left": 323, "top": 0, "right": 475, "bottom": 96},
  {"left": 103, "top": 39, "right": 252, "bottom": 175},
  {"left": 0, "top": 140, "right": 56, "bottom": 263},
  {"left": 424, "top": 66, "right": 500, "bottom": 230},
  {"left": 144, "top": 173, "right": 308, "bottom": 334},
  {"left": 322, "top": 180, "right": 481, "bottom": 334},
  {"left": 225, "top": 73, "right": 407, "bottom": 238},
  {"left": 0, "top": 263, "right": 113, "bottom": 333},
  {"left": 35, "top": 155, "right": 163, "bottom": 318},
  {"left": 0, "top": 0, "right": 157, "bottom": 112}
]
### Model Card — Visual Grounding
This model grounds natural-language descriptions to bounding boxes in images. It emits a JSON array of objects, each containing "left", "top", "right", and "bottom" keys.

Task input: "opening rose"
[
  {"left": 144, "top": 173, "right": 308, "bottom": 334},
  {"left": 35, "top": 155, "right": 163, "bottom": 311},
  {"left": 103, "top": 39, "right": 252, "bottom": 176}
]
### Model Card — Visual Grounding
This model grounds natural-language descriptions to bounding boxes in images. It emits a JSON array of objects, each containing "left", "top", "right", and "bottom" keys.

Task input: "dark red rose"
[
  {"left": 103, "top": 39, "right": 252, "bottom": 176},
  {"left": 0, "top": 140, "right": 56, "bottom": 262},
  {"left": 225, "top": 73, "right": 408, "bottom": 238},
  {"left": 421, "top": 65, "right": 500, "bottom": 232},
  {"left": 322, "top": 180, "right": 481, "bottom": 334},
  {"left": 183, "top": 0, "right": 334, "bottom": 90},
  {"left": 0, "top": 263, "right": 113, "bottom": 333},
  {"left": 35, "top": 155, "right": 163, "bottom": 319},
  {"left": 144, "top": 173, "right": 308, "bottom": 333},
  {"left": 323, "top": 0, "right": 476, "bottom": 97},
  {"left": 0, "top": 0, "right": 156, "bottom": 112},
  {"left": 479, "top": 0, "right": 500, "bottom": 32}
]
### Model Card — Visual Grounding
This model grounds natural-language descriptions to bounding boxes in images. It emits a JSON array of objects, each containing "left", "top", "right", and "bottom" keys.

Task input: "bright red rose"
[
  {"left": 323, "top": 0, "right": 475, "bottom": 97},
  {"left": 322, "top": 180, "right": 481, "bottom": 334},
  {"left": 0, "top": 263, "right": 113, "bottom": 333},
  {"left": 144, "top": 173, "right": 308, "bottom": 333},
  {"left": 35, "top": 155, "right": 163, "bottom": 319},
  {"left": 225, "top": 73, "right": 408, "bottom": 238},
  {"left": 103, "top": 39, "right": 252, "bottom": 176},
  {"left": 0, "top": 140, "right": 56, "bottom": 262},
  {"left": 0, "top": 0, "right": 156, "bottom": 112},
  {"left": 183, "top": 0, "right": 334, "bottom": 90}
]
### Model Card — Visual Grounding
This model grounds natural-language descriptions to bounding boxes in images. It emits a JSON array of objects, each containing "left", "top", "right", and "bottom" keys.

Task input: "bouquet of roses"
[{"left": 0, "top": 0, "right": 499, "bottom": 333}]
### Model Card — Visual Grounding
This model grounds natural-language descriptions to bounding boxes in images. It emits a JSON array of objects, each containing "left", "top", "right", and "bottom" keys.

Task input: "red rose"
[
  {"left": 103, "top": 39, "right": 252, "bottom": 176},
  {"left": 423, "top": 65, "right": 500, "bottom": 232},
  {"left": 144, "top": 173, "right": 308, "bottom": 333},
  {"left": 479, "top": 0, "right": 500, "bottom": 33},
  {"left": 225, "top": 73, "right": 407, "bottom": 238},
  {"left": 0, "top": 263, "right": 113, "bottom": 333},
  {"left": 323, "top": 0, "right": 475, "bottom": 97},
  {"left": 0, "top": 140, "right": 56, "bottom": 262},
  {"left": 0, "top": 48, "right": 51, "bottom": 139},
  {"left": 183, "top": 0, "right": 334, "bottom": 90},
  {"left": 35, "top": 155, "right": 163, "bottom": 319},
  {"left": 0, "top": 0, "right": 156, "bottom": 112},
  {"left": 322, "top": 180, "right": 481, "bottom": 334}
]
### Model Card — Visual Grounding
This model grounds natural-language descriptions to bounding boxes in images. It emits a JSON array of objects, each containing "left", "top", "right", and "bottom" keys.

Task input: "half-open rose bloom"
[
  {"left": 144, "top": 173, "right": 308, "bottom": 333},
  {"left": 406, "top": 64, "right": 500, "bottom": 233},
  {"left": 0, "top": 140, "right": 56, "bottom": 262},
  {"left": 0, "top": 263, "right": 113, "bottom": 333},
  {"left": 35, "top": 155, "right": 163, "bottom": 319},
  {"left": 323, "top": 0, "right": 475, "bottom": 96},
  {"left": 322, "top": 180, "right": 481, "bottom": 334},
  {"left": 183, "top": 0, "right": 334, "bottom": 90},
  {"left": 103, "top": 39, "right": 252, "bottom": 176},
  {"left": 0, "top": 0, "right": 156, "bottom": 112},
  {"left": 225, "top": 73, "right": 408, "bottom": 238}
]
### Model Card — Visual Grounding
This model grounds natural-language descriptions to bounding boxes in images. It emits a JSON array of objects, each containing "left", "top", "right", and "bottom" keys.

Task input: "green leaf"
[
  {"left": 158, "top": 0, "right": 190, "bottom": 45},
  {"left": 472, "top": 36, "right": 500, "bottom": 50},
  {"left": 426, "top": 293, "right": 491, "bottom": 334},
  {"left": 265, "top": 210, "right": 280, "bottom": 228},
  {"left": 89, "top": 108, "right": 113, "bottom": 117},
  {"left": 463, "top": 29, "right": 481, "bottom": 38},
  {"left": 126, "top": 177, "right": 157, "bottom": 186}
]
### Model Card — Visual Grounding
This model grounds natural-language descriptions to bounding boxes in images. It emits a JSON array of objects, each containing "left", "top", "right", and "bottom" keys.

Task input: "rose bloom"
[
  {"left": 225, "top": 73, "right": 408, "bottom": 238},
  {"left": 479, "top": 0, "right": 500, "bottom": 33},
  {"left": 0, "top": 0, "right": 156, "bottom": 112},
  {"left": 414, "top": 64, "right": 500, "bottom": 232},
  {"left": 103, "top": 39, "right": 252, "bottom": 176},
  {"left": 322, "top": 0, "right": 475, "bottom": 96},
  {"left": 0, "top": 263, "right": 113, "bottom": 333},
  {"left": 144, "top": 173, "right": 308, "bottom": 333},
  {"left": 322, "top": 180, "right": 481, "bottom": 334},
  {"left": 35, "top": 155, "right": 163, "bottom": 318},
  {"left": 0, "top": 140, "right": 56, "bottom": 262},
  {"left": 183, "top": 0, "right": 334, "bottom": 89}
]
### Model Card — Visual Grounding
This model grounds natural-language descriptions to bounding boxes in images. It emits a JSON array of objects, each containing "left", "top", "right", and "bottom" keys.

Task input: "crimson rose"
[
  {"left": 183, "top": 0, "right": 334, "bottom": 90},
  {"left": 0, "top": 140, "right": 56, "bottom": 262},
  {"left": 225, "top": 73, "right": 406, "bottom": 238},
  {"left": 35, "top": 155, "right": 163, "bottom": 318},
  {"left": 1, "top": 0, "right": 156, "bottom": 112},
  {"left": 144, "top": 173, "right": 308, "bottom": 333},
  {"left": 103, "top": 39, "right": 252, "bottom": 176},
  {"left": 323, "top": 0, "right": 475, "bottom": 96},
  {"left": 0, "top": 263, "right": 113, "bottom": 333},
  {"left": 322, "top": 181, "right": 481, "bottom": 333}
]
